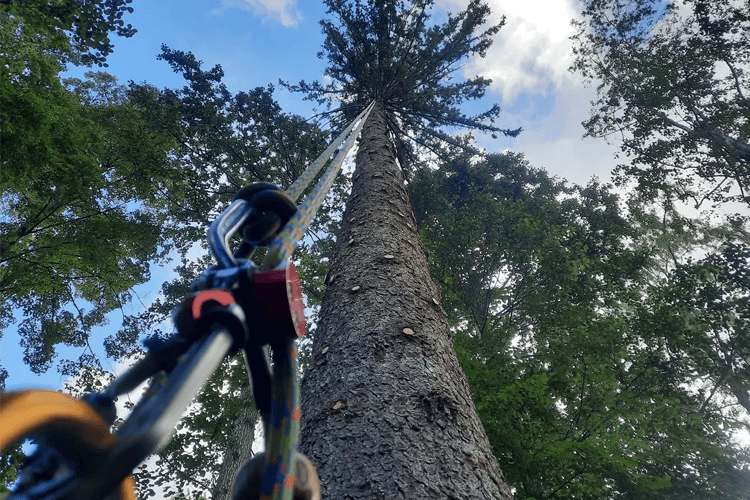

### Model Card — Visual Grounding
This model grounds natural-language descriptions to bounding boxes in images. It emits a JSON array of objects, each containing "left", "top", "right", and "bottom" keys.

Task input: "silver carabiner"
[{"left": 207, "top": 199, "right": 252, "bottom": 269}]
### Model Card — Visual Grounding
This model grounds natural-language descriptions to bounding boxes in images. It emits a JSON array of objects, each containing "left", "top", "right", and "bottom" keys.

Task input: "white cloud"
[
  {"left": 476, "top": 78, "right": 622, "bottom": 187},
  {"left": 516, "top": 83, "right": 621, "bottom": 186},
  {"left": 435, "top": 0, "right": 621, "bottom": 186},
  {"left": 439, "top": 0, "right": 579, "bottom": 103},
  {"left": 213, "top": 0, "right": 302, "bottom": 27}
]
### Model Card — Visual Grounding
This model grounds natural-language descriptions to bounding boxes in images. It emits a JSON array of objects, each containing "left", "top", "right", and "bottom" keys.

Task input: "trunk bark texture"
[
  {"left": 299, "top": 102, "right": 513, "bottom": 499},
  {"left": 212, "top": 384, "right": 258, "bottom": 500}
]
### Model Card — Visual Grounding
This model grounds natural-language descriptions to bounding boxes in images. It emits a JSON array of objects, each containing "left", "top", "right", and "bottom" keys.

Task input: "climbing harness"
[{"left": 0, "top": 102, "right": 374, "bottom": 500}]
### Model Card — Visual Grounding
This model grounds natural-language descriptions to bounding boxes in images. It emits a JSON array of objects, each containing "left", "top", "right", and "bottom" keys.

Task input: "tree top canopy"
[{"left": 284, "top": 0, "right": 520, "bottom": 165}]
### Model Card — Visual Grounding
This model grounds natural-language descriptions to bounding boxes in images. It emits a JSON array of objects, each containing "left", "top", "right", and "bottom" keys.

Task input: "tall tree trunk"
[
  {"left": 299, "top": 102, "right": 513, "bottom": 499},
  {"left": 212, "top": 384, "right": 258, "bottom": 500}
]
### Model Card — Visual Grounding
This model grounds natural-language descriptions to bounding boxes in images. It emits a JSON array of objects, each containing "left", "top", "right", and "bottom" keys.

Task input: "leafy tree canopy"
[
  {"left": 116, "top": 46, "right": 333, "bottom": 349},
  {"left": 1, "top": 4, "right": 177, "bottom": 374},
  {"left": 106, "top": 47, "right": 339, "bottom": 498},
  {"left": 571, "top": 0, "right": 750, "bottom": 208},
  {"left": 412, "top": 153, "right": 750, "bottom": 499},
  {"left": 637, "top": 241, "right": 750, "bottom": 414},
  {"left": 0, "top": 0, "right": 136, "bottom": 67}
]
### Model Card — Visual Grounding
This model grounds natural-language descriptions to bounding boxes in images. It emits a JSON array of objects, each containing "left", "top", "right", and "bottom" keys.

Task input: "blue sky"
[{"left": 2, "top": 0, "right": 622, "bottom": 412}]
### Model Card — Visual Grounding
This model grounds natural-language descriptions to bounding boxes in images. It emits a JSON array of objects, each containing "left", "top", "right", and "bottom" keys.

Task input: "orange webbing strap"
[{"left": 0, "top": 390, "right": 135, "bottom": 500}]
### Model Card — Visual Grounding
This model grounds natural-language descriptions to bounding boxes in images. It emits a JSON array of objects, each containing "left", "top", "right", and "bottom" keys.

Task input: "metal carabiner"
[{"left": 208, "top": 198, "right": 253, "bottom": 269}]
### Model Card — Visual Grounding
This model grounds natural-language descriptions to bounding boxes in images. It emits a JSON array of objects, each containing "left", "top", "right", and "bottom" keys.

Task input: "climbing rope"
[
  {"left": 263, "top": 101, "right": 375, "bottom": 269},
  {"left": 241, "top": 101, "right": 374, "bottom": 500},
  {"left": 284, "top": 103, "right": 375, "bottom": 202}
]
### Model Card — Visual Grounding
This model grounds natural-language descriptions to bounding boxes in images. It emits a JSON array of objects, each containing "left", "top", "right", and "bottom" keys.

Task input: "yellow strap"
[{"left": 0, "top": 390, "right": 136, "bottom": 500}]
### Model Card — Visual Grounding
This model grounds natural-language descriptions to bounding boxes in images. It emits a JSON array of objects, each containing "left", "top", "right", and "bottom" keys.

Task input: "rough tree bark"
[{"left": 299, "top": 102, "right": 513, "bottom": 499}]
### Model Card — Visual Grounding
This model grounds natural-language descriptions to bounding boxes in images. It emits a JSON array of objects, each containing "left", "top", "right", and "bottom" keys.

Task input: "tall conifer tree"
[{"left": 288, "top": 1, "right": 518, "bottom": 497}]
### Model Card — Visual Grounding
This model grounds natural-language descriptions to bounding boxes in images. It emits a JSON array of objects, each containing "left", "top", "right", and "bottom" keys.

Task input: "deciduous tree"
[
  {"left": 413, "top": 153, "right": 750, "bottom": 498},
  {"left": 112, "top": 48, "right": 332, "bottom": 499},
  {"left": 571, "top": 0, "right": 750, "bottom": 207},
  {"left": 0, "top": 3, "right": 174, "bottom": 377},
  {"left": 0, "top": 0, "right": 137, "bottom": 66}
]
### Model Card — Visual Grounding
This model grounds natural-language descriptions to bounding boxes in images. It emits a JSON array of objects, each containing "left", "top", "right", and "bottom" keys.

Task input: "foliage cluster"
[
  {"left": 107, "top": 48, "right": 345, "bottom": 497},
  {"left": 1, "top": 0, "right": 136, "bottom": 67},
  {"left": 571, "top": 0, "right": 750, "bottom": 207},
  {"left": 284, "top": 0, "right": 520, "bottom": 173},
  {"left": 0, "top": 3, "right": 170, "bottom": 375},
  {"left": 412, "top": 152, "right": 750, "bottom": 498}
]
